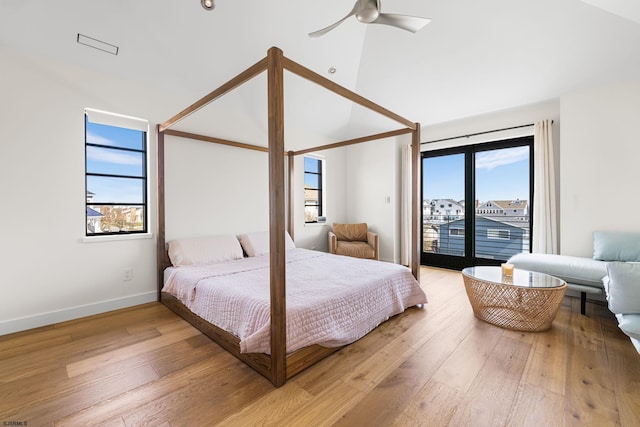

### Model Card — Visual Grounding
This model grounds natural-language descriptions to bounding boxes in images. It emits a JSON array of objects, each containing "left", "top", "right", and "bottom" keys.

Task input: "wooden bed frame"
[{"left": 157, "top": 47, "right": 421, "bottom": 387}]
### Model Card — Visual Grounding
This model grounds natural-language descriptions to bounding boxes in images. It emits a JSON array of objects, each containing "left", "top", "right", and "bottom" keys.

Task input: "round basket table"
[{"left": 461, "top": 266, "right": 567, "bottom": 332}]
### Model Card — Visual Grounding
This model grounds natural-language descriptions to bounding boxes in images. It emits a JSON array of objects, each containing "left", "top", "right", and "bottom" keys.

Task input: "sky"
[
  {"left": 86, "top": 121, "right": 145, "bottom": 204},
  {"left": 304, "top": 156, "right": 321, "bottom": 189},
  {"left": 423, "top": 146, "right": 529, "bottom": 203}
]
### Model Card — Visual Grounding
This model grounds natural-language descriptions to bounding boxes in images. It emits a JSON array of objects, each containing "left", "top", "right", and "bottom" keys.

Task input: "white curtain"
[
  {"left": 400, "top": 144, "right": 412, "bottom": 265},
  {"left": 533, "top": 119, "right": 558, "bottom": 254}
]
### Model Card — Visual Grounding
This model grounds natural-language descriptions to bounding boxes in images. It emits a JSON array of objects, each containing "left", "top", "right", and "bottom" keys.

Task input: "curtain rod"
[{"left": 421, "top": 123, "right": 536, "bottom": 145}]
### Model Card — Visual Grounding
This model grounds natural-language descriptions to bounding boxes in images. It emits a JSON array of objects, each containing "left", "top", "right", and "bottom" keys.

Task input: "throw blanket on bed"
[{"left": 163, "top": 248, "right": 427, "bottom": 354}]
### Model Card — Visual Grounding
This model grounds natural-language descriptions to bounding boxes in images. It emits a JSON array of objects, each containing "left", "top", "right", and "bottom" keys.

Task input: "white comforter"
[{"left": 162, "top": 248, "right": 427, "bottom": 354}]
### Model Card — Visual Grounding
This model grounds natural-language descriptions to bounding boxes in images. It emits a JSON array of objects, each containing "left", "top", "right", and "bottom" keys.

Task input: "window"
[
  {"left": 487, "top": 229, "right": 510, "bottom": 240},
  {"left": 450, "top": 228, "right": 465, "bottom": 237},
  {"left": 85, "top": 109, "right": 148, "bottom": 236},
  {"left": 422, "top": 136, "right": 533, "bottom": 269},
  {"left": 304, "top": 156, "right": 324, "bottom": 223}
]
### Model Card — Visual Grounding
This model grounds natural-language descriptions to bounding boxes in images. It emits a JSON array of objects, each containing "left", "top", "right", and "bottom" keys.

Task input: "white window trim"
[
  {"left": 85, "top": 107, "right": 148, "bottom": 131},
  {"left": 84, "top": 108, "right": 152, "bottom": 241},
  {"left": 82, "top": 232, "right": 153, "bottom": 243}
]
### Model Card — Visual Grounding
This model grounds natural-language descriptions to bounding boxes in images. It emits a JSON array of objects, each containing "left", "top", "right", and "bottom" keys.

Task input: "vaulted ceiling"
[{"left": 2, "top": 0, "right": 640, "bottom": 141}]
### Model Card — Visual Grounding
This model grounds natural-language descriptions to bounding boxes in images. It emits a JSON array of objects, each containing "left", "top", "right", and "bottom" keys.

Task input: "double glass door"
[{"left": 421, "top": 137, "right": 533, "bottom": 269}]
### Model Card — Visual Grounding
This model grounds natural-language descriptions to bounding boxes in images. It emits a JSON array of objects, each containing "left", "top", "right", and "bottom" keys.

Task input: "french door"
[{"left": 421, "top": 136, "right": 533, "bottom": 270}]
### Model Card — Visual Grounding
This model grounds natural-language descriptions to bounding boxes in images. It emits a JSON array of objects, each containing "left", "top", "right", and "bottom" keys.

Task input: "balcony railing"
[{"left": 423, "top": 214, "right": 530, "bottom": 261}]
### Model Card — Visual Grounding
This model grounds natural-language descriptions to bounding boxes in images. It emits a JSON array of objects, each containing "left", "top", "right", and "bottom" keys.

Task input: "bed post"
[
  {"left": 287, "top": 151, "right": 294, "bottom": 240},
  {"left": 156, "top": 125, "right": 166, "bottom": 301},
  {"left": 267, "top": 46, "right": 287, "bottom": 387},
  {"left": 411, "top": 124, "right": 421, "bottom": 281}
]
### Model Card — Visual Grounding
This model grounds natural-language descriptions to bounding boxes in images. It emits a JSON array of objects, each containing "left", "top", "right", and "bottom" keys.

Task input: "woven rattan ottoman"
[{"left": 461, "top": 266, "right": 567, "bottom": 332}]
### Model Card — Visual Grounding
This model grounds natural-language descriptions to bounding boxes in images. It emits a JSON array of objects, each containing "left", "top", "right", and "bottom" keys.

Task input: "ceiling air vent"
[{"left": 77, "top": 34, "right": 119, "bottom": 55}]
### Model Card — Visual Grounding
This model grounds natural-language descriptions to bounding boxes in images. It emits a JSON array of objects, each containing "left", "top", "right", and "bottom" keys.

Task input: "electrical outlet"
[{"left": 123, "top": 268, "right": 133, "bottom": 281}]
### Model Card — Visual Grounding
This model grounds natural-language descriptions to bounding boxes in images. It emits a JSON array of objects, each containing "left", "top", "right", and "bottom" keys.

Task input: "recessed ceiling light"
[
  {"left": 77, "top": 33, "right": 119, "bottom": 55},
  {"left": 328, "top": 66, "right": 337, "bottom": 74},
  {"left": 201, "top": 0, "right": 215, "bottom": 10}
]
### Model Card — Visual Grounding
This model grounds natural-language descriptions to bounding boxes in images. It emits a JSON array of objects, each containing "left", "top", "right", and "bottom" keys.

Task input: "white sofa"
[
  {"left": 508, "top": 231, "right": 640, "bottom": 353},
  {"left": 603, "top": 262, "right": 640, "bottom": 353}
]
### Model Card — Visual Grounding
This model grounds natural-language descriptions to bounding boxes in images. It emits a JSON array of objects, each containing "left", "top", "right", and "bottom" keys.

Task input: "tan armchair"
[{"left": 328, "top": 223, "right": 379, "bottom": 260}]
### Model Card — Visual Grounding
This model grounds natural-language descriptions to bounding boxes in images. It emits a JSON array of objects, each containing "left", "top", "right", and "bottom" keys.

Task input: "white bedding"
[{"left": 162, "top": 248, "right": 427, "bottom": 354}]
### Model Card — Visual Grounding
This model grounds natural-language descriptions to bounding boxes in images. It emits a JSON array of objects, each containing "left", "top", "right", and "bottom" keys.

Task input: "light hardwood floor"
[{"left": 1, "top": 267, "right": 639, "bottom": 426}]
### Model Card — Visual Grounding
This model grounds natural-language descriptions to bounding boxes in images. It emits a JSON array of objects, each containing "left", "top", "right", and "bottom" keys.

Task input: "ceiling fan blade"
[
  {"left": 309, "top": 3, "right": 359, "bottom": 37},
  {"left": 372, "top": 13, "right": 431, "bottom": 33}
]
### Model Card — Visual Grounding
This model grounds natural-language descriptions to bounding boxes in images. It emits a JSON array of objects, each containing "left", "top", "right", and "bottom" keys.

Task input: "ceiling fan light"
[{"left": 201, "top": 0, "right": 215, "bottom": 10}]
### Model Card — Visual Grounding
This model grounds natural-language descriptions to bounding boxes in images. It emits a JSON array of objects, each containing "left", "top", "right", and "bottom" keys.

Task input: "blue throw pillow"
[
  {"left": 606, "top": 262, "right": 640, "bottom": 314},
  {"left": 593, "top": 231, "right": 640, "bottom": 262}
]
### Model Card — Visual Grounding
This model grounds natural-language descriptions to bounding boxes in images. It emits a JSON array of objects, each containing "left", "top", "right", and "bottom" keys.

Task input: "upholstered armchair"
[{"left": 328, "top": 223, "right": 379, "bottom": 260}]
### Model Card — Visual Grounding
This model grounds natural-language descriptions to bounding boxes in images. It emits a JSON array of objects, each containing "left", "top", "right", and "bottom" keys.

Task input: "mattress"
[{"left": 162, "top": 248, "right": 427, "bottom": 354}]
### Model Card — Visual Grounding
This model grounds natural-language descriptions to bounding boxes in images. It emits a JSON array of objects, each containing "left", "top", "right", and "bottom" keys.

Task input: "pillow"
[
  {"left": 593, "top": 231, "right": 640, "bottom": 262},
  {"left": 615, "top": 313, "right": 640, "bottom": 347},
  {"left": 332, "top": 223, "right": 368, "bottom": 242},
  {"left": 168, "top": 234, "right": 243, "bottom": 267},
  {"left": 605, "top": 262, "right": 640, "bottom": 314},
  {"left": 238, "top": 231, "right": 296, "bottom": 257}
]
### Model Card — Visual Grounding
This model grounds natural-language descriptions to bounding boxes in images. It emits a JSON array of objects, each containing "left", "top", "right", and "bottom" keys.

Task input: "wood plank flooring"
[{"left": 1, "top": 267, "right": 638, "bottom": 426}]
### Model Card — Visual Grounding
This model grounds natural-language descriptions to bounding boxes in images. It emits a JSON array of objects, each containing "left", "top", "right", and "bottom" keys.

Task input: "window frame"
[
  {"left": 421, "top": 135, "right": 534, "bottom": 269},
  {"left": 303, "top": 154, "right": 326, "bottom": 224},
  {"left": 84, "top": 108, "right": 150, "bottom": 238}
]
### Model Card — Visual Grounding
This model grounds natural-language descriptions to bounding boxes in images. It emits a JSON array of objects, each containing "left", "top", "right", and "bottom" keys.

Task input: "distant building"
[
  {"left": 476, "top": 199, "right": 528, "bottom": 220},
  {"left": 122, "top": 207, "right": 143, "bottom": 225},
  {"left": 304, "top": 184, "right": 321, "bottom": 222},
  {"left": 86, "top": 190, "right": 143, "bottom": 233},
  {"left": 425, "top": 198, "right": 464, "bottom": 219},
  {"left": 438, "top": 216, "right": 527, "bottom": 259},
  {"left": 86, "top": 206, "right": 103, "bottom": 233},
  {"left": 423, "top": 198, "right": 530, "bottom": 258},
  {"left": 86, "top": 191, "right": 103, "bottom": 233}
]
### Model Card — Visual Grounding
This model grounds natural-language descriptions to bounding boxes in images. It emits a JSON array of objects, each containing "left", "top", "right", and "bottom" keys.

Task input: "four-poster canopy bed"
[{"left": 156, "top": 46, "right": 423, "bottom": 387}]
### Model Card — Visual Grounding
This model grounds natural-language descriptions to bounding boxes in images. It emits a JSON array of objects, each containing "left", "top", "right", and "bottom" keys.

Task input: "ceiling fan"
[{"left": 309, "top": 0, "right": 431, "bottom": 38}]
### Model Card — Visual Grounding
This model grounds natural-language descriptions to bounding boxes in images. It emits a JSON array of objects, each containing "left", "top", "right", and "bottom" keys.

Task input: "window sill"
[
  {"left": 82, "top": 232, "right": 153, "bottom": 243},
  {"left": 304, "top": 222, "right": 328, "bottom": 228}
]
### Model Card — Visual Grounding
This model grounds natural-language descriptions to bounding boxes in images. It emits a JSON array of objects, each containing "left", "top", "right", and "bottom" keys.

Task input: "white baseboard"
[{"left": 0, "top": 291, "right": 157, "bottom": 336}]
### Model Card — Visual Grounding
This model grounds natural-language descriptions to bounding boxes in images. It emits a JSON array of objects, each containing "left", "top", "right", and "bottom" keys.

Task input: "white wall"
[
  {"left": 344, "top": 137, "right": 403, "bottom": 263},
  {"left": 559, "top": 78, "right": 640, "bottom": 256},
  {"left": 422, "top": 99, "right": 561, "bottom": 151},
  {"left": 164, "top": 137, "right": 270, "bottom": 240},
  {"left": 0, "top": 46, "right": 170, "bottom": 334},
  {"left": 0, "top": 46, "right": 349, "bottom": 335},
  {"left": 292, "top": 148, "right": 348, "bottom": 252},
  {"left": 166, "top": 132, "right": 346, "bottom": 249}
]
